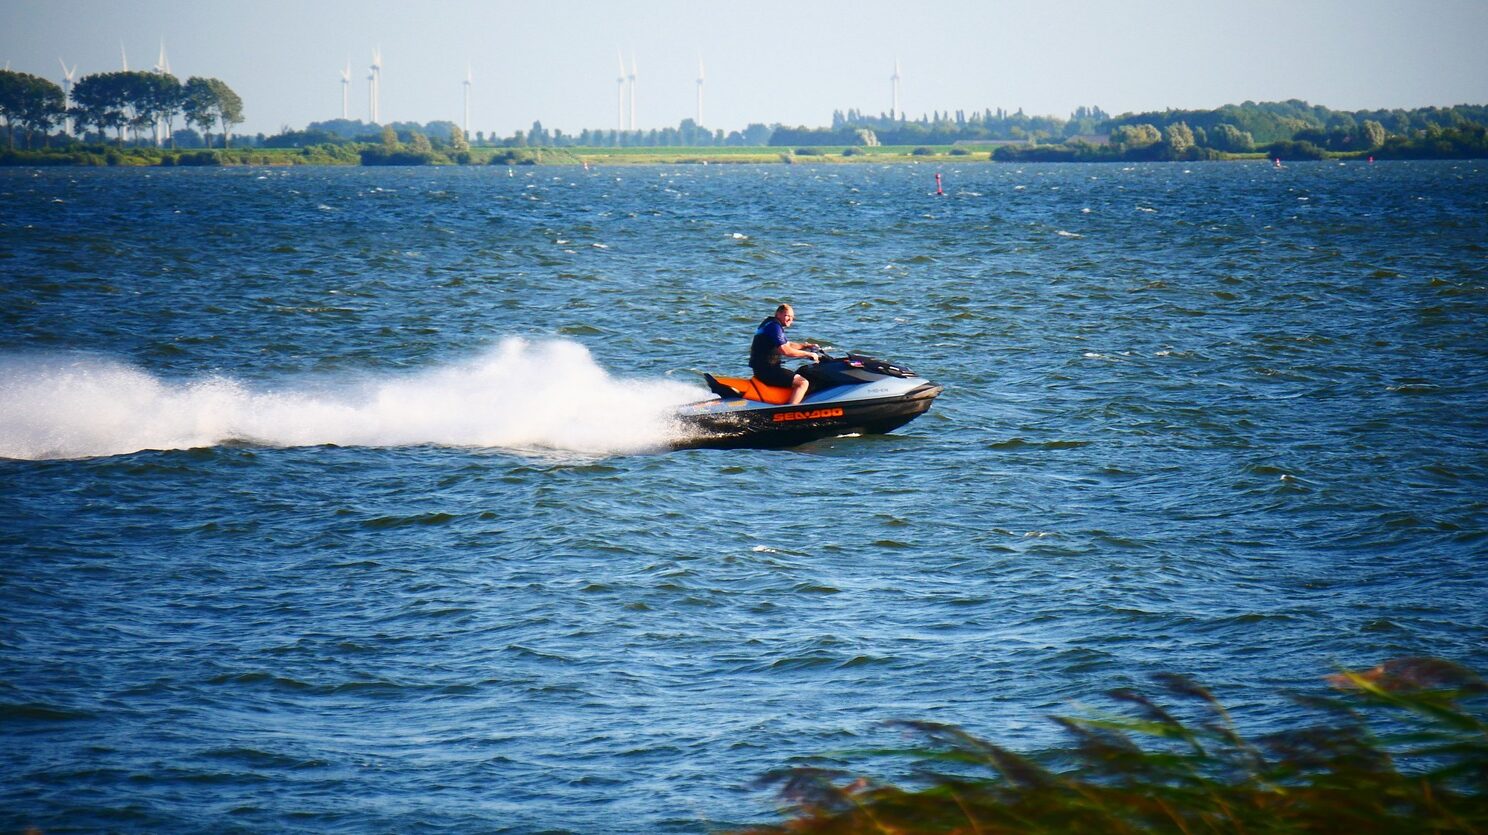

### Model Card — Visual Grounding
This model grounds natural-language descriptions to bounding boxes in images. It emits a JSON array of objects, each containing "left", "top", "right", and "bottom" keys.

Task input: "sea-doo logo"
[{"left": 772, "top": 407, "right": 845, "bottom": 423}]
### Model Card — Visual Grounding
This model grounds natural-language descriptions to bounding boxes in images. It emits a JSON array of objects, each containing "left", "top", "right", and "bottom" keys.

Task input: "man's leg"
[{"left": 789, "top": 374, "right": 809, "bottom": 405}]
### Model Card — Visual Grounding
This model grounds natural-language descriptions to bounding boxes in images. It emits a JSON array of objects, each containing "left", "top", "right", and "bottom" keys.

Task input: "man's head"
[{"left": 774, "top": 304, "right": 795, "bottom": 327}]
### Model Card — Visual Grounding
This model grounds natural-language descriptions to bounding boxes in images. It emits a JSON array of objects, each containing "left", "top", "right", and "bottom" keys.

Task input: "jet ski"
[{"left": 673, "top": 352, "right": 943, "bottom": 449}]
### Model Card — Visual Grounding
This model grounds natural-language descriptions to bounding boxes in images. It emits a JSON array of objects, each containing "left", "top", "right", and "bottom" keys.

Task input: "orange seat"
[{"left": 707, "top": 374, "right": 794, "bottom": 405}]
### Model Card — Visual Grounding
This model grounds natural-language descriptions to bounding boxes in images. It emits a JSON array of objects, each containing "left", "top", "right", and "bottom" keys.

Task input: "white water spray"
[{"left": 0, "top": 339, "right": 706, "bottom": 460}]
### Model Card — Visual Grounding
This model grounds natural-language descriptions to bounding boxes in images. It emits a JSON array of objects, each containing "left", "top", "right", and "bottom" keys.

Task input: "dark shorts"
[{"left": 753, "top": 364, "right": 798, "bottom": 388}]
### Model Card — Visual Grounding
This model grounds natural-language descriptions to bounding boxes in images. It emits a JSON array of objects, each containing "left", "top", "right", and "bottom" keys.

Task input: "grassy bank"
[
  {"left": 2, "top": 143, "right": 1431, "bottom": 168},
  {"left": 740, "top": 657, "right": 1488, "bottom": 834},
  {"left": 1, "top": 144, "right": 1011, "bottom": 167},
  {"left": 569, "top": 145, "right": 994, "bottom": 165},
  {"left": 0, "top": 146, "right": 357, "bottom": 167}
]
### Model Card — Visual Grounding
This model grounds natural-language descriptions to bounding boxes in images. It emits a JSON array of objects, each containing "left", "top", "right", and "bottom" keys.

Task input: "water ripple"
[{"left": 2, "top": 162, "right": 1485, "bottom": 832}]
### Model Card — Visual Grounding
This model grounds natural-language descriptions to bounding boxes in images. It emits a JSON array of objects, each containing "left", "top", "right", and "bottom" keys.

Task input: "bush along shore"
[
  {"left": 5, "top": 74, "right": 1487, "bottom": 166},
  {"left": 737, "top": 657, "right": 1488, "bottom": 834},
  {"left": 3, "top": 126, "right": 1487, "bottom": 168}
]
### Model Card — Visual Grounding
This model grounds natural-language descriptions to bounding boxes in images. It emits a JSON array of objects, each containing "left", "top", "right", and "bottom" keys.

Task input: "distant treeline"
[
  {"left": 242, "top": 101, "right": 1488, "bottom": 162},
  {"left": 1106, "top": 100, "right": 1488, "bottom": 145},
  {"left": 0, "top": 68, "right": 242, "bottom": 150},
  {"left": 991, "top": 123, "right": 1488, "bottom": 162},
  {"left": 274, "top": 117, "right": 774, "bottom": 149},
  {"left": 773, "top": 100, "right": 1488, "bottom": 160},
  {"left": 5, "top": 65, "right": 1488, "bottom": 163},
  {"left": 803, "top": 105, "right": 1112, "bottom": 145}
]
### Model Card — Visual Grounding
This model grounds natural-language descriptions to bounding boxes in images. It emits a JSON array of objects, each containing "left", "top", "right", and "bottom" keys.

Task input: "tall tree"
[
  {"left": 206, "top": 79, "right": 243, "bottom": 147},
  {"left": 0, "top": 69, "right": 65, "bottom": 149},
  {"left": 180, "top": 76, "right": 243, "bottom": 148},
  {"left": 24, "top": 74, "right": 66, "bottom": 148},
  {"left": 1361, "top": 119, "right": 1387, "bottom": 150},
  {"left": 1111, "top": 123, "right": 1161, "bottom": 149},
  {"left": 139, "top": 72, "right": 183, "bottom": 147},
  {"left": 70, "top": 71, "right": 132, "bottom": 145},
  {"left": 101, "top": 71, "right": 164, "bottom": 145},
  {"left": 1208, "top": 123, "right": 1254, "bottom": 152},
  {"left": 181, "top": 77, "right": 218, "bottom": 147},
  {"left": 1165, "top": 122, "right": 1195, "bottom": 155}
]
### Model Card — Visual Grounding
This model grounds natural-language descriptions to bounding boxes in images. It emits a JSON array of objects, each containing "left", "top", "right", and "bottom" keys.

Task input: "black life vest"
[{"left": 749, "top": 316, "right": 784, "bottom": 369}]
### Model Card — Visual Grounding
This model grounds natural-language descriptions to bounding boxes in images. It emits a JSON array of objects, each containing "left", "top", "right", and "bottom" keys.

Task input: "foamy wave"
[{"left": 0, "top": 339, "right": 705, "bottom": 460}]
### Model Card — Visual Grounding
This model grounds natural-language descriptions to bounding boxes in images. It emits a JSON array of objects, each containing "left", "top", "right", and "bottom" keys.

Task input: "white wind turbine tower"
[
  {"left": 115, "top": 45, "right": 132, "bottom": 143},
  {"left": 616, "top": 51, "right": 627, "bottom": 131},
  {"left": 58, "top": 58, "right": 78, "bottom": 136},
  {"left": 369, "top": 47, "right": 383, "bottom": 124},
  {"left": 153, "top": 40, "right": 171, "bottom": 146},
  {"left": 628, "top": 57, "right": 637, "bottom": 131},
  {"left": 463, "top": 63, "right": 472, "bottom": 136},
  {"left": 696, "top": 57, "right": 705, "bottom": 126},
  {"left": 340, "top": 61, "right": 351, "bottom": 120},
  {"left": 891, "top": 58, "right": 901, "bottom": 120}
]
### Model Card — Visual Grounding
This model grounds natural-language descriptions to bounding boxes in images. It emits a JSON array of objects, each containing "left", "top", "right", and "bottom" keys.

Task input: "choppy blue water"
[{"left": 2, "top": 161, "right": 1485, "bottom": 832}]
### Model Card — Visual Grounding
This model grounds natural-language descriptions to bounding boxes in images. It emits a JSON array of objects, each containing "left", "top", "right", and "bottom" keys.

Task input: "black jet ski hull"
[{"left": 675, "top": 381, "right": 943, "bottom": 450}]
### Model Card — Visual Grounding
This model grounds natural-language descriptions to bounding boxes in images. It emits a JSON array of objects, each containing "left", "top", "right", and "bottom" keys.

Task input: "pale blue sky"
[{"left": 5, "top": 0, "right": 1487, "bottom": 137}]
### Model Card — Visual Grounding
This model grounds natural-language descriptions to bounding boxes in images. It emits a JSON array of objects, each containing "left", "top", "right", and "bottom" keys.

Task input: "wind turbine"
[
  {"left": 120, "top": 42, "right": 129, "bottom": 71},
  {"left": 463, "top": 63, "right": 472, "bottom": 136},
  {"left": 58, "top": 58, "right": 78, "bottom": 136},
  {"left": 891, "top": 58, "right": 901, "bottom": 120},
  {"left": 696, "top": 56, "right": 705, "bottom": 126},
  {"left": 153, "top": 40, "right": 171, "bottom": 146},
  {"left": 369, "top": 47, "right": 382, "bottom": 124},
  {"left": 340, "top": 61, "right": 351, "bottom": 120},
  {"left": 616, "top": 50, "right": 628, "bottom": 131},
  {"left": 628, "top": 57, "right": 637, "bottom": 131}
]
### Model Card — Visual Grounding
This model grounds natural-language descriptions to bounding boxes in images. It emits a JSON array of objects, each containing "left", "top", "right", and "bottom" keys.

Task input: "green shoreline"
[
  {"left": 0, "top": 144, "right": 1291, "bottom": 168},
  {"left": 9, "top": 128, "right": 1483, "bottom": 166},
  {"left": 9, "top": 135, "right": 1481, "bottom": 167}
]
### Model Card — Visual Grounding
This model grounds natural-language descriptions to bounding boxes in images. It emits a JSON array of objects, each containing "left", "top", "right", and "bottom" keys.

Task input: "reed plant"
[{"left": 745, "top": 658, "right": 1487, "bottom": 833}]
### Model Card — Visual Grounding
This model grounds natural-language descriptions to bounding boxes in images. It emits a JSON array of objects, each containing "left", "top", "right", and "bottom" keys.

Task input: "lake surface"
[{"left": 2, "top": 160, "right": 1485, "bottom": 832}]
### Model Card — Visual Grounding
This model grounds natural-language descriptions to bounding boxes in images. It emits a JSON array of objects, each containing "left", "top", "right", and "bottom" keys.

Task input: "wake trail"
[{"left": 0, "top": 338, "right": 705, "bottom": 460}]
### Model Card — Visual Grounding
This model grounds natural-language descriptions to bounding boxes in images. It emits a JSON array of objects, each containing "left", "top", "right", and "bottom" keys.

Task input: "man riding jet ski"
[
  {"left": 673, "top": 304, "right": 943, "bottom": 449},
  {"left": 748, "top": 303, "right": 822, "bottom": 405}
]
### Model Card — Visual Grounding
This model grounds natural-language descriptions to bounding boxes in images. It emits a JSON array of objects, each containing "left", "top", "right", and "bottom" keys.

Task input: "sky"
[{"left": 5, "top": 0, "right": 1488, "bottom": 138}]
